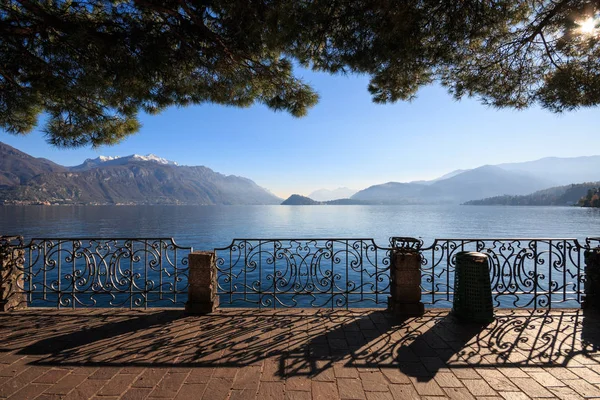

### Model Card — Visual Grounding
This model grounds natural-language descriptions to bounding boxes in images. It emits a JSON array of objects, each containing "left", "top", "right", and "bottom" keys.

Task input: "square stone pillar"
[
  {"left": 0, "top": 236, "right": 26, "bottom": 312},
  {"left": 583, "top": 248, "right": 600, "bottom": 310},
  {"left": 185, "top": 251, "right": 219, "bottom": 315},
  {"left": 388, "top": 249, "right": 424, "bottom": 317}
]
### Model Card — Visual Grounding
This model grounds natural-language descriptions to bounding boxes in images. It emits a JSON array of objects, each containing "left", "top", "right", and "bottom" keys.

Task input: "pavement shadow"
[
  {"left": 17, "top": 310, "right": 185, "bottom": 356},
  {"left": 4, "top": 308, "right": 597, "bottom": 380}
]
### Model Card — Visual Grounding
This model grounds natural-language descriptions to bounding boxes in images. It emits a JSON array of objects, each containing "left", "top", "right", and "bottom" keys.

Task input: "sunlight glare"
[{"left": 576, "top": 16, "right": 599, "bottom": 36}]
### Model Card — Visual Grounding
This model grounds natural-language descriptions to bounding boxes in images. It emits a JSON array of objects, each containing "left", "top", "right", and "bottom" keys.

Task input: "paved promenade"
[{"left": 0, "top": 309, "right": 599, "bottom": 399}]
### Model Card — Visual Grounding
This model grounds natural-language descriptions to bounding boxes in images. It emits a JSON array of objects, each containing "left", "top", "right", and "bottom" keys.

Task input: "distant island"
[
  {"left": 281, "top": 194, "right": 369, "bottom": 205},
  {"left": 464, "top": 182, "right": 600, "bottom": 206}
]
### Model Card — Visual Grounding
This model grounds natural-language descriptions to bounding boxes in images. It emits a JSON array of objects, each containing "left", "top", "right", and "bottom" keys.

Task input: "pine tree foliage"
[{"left": 1, "top": 1, "right": 600, "bottom": 147}]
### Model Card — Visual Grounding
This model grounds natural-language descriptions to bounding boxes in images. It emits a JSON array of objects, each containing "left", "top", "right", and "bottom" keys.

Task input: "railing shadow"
[{"left": 3, "top": 308, "right": 598, "bottom": 379}]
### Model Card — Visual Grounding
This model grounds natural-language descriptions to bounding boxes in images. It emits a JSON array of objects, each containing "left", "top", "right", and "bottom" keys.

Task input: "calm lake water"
[{"left": 1, "top": 204, "right": 599, "bottom": 248}]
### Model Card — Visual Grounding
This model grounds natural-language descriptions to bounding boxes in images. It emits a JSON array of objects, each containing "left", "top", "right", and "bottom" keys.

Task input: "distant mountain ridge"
[
  {"left": 0, "top": 142, "right": 66, "bottom": 187},
  {"left": 72, "top": 154, "right": 178, "bottom": 170},
  {"left": 464, "top": 182, "right": 600, "bottom": 206},
  {"left": 0, "top": 141, "right": 281, "bottom": 205},
  {"left": 350, "top": 165, "right": 556, "bottom": 204},
  {"left": 349, "top": 156, "right": 600, "bottom": 205}
]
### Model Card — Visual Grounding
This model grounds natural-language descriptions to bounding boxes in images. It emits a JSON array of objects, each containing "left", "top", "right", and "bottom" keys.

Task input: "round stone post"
[
  {"left": 185, "top": 251, "right": 219, "bottom": 315},
  {"left": 388, "top": 247, "right": 424, "bottom": 317},
  {"left": 0, "top": 236, "right": 26, "bottom": 312},
  {"left": 583, "top": 248, "right": 600, "bottom": 310}
]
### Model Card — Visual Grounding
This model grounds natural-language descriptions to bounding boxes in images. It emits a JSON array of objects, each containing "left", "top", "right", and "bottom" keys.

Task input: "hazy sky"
[{"left": 2, "top": 68, "right": 599, "bottom": 199}]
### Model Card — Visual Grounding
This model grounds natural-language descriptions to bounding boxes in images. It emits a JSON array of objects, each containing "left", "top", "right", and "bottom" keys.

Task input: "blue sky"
[{"left": 2, "top": 68, "right": 599, "bottom": 199}]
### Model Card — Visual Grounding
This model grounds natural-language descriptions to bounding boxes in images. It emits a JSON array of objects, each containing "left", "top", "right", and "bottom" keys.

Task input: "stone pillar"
[
  {"left": 0, "top": 236, "right": 26, "bottom": 312},
  {"left": 452, "top": 251, "right": 494, "bottom": 323},
  {"left": 185, "top": 251, "right": 219, "bottom": 315},
  {"left": 583, "top": 248, "right": 600, "bottom": 310},
  {"left": 388, "top": 249, "right": 424, "bottom": 317}
]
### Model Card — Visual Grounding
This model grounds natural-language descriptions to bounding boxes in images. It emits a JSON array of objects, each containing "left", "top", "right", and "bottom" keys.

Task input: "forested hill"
[
  {"left": 464, "top": 182, "right": 600, "bottom": 206},
  {"left": 579, "top": 188, "right": 600, "bottom": 208}
]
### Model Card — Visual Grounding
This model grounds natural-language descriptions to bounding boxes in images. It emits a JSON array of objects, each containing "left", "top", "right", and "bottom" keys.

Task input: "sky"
[{"left": 2, "top": 68, "right": 600, "bottom": 199}]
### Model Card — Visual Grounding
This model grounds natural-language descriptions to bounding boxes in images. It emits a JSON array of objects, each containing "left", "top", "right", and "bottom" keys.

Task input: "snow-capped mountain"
[{"left": 72, "top": 154, "right": 178, "bottom": 170}]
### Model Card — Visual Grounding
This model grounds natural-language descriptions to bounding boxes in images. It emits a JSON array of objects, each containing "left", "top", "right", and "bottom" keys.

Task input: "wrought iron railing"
[
  {"left": 17, "top": 238, "right": 191, "bottom": 308},
  {"left": 392, "top": 237, "right": 595, "bottom": 309},
  {"left": 214, "top": 239, "right": 392, "bottom": 309},
  {"left": 2, "top": 235, "right": 597, "bottom": 310}
]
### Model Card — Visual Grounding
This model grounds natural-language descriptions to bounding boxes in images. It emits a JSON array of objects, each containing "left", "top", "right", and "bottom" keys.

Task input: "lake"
[
  {"left": 2, "top": 204, "right": 599, "bottom": 248},
  {"left": 2, "top": 205, "right": 598, "bottom": 309}
]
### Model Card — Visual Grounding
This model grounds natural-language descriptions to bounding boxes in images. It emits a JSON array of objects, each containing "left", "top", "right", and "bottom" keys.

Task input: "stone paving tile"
[
  {"left": 461, "top": 379, "right": 498, "bottom": 397},
  {"left": 148, "top": 371, "right": 189, "bottom": 398},
  {"left": 338, "top": 378, "right": 367, "bottom": 399},
  {"left": 88, "top": 367, "right": 122, "bottom": 381},
  {"left": 409, "top": 377, "right": 446, "bottom": 397},
  {"left": 433, "top": 372, "right": 463, "bottom": 388},
  {"left": 365, "top": 392, "right": 394, "bottom": 400},
  {"left": 257, "top": 381, "right": 284, "bottom": 399},
  {"left": 509, "top": 377, "right": 555, "bottom": 398},
  {"left": 545, "top": 368, "right": 580, "bottom": 381},
  {"left": 312, "top": 381, "right": 339, "bottom": 400},
  {"left": 528, "top": 371, "right": 567, "bottom": 387},
  {"left": 96, "top": 371, "right": 142, "bottom": 397},
  {"left": 548, "top": 386, "right": 585, "bottom": 400},
  {"left": 133, "top": 368, "right": 169, "bottom": 388},
  {"left": 43, "top": 372, "right": 88, "bottom": 396},
  {"left": 570, "top": 367, "right": 600, "bottom": 384},
  {"left": 380, "top": 368, "right": 411, "bottom": 384},
  {"left": 202, "top": 377, "right": 233, "bottom": 400},
  {"left": 286, "top": 376, "right": 311, "bottom": 392},
  {"left": 450, "top": 368, "right": 480, "bottom": 379},
  {"left": 476, "top": 368, "right": 519, "bottom": 391},
  {"left": 334, "top": 363, "right": 360, "bottom": 378},
  {"left": 563, "top": 379, "right": 600, "bottom": 398},
  {"left": 360, "top": 371, "right": 389, "bottom": 392},
  {"left": 389, "top": 383, "right": 421, "bottom": 399},
  {"left": 229, "top": 388, "right": 256, "bottom": 400},
  {"left": 63, "top": 378, "right": 109, "bottom": 400},
  {"left": 120, "top": 387, "right": 154, "bottom": 400},
  {"left": 5, "top": 383, "right": 51, "bottom": 400},
  {"left": 498, "top": 393, "right": 531, "bottom": 400},
  {"left": 443, "top": 387, "right": 476, "bottom": 400},
  {"left": 232, "top": 365, "right": 261, "bottom": 391},
  {"left": 185, "top": 367, "right": 214, "bottom": 384},
  {"left": 286, "top": 390, "right": 312, "bottom": 400}
]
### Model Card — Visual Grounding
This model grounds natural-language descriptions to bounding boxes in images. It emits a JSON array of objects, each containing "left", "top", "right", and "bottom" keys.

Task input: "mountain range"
[
  {"left": 2, "top": 140, "right": 600, "bottom": 206},
  {"left": 347, "top": 157, "right": 600, "bottom": 204},
  {"left": 0, "top": 142, "right": 281, "bottom": 205}
]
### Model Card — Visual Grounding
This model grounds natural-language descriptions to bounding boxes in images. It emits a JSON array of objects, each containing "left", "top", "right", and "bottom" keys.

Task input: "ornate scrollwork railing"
[
  {"left": 17, "top": 238, "right": 191, "bottom": 308},
  {"left": 392, "top": 237, "right": 588, "bottom": 309},
  {"left": 214, "top": 239, "right": 392, "bottom": 309}
]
